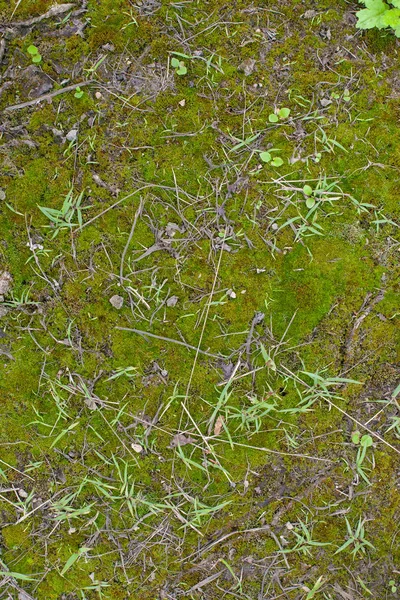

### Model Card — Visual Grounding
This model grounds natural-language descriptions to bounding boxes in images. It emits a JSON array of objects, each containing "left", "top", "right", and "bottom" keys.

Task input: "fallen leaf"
[
  {"left": 214, "top": 415, "right": 224, "bottom": 436},
  {"left": 170, "top": 433, "right": 196, "bottom": 448}
]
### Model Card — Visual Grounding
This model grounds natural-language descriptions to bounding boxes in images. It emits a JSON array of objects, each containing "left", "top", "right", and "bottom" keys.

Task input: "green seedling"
[
  {"left": 353, "top": 434, "right": 374, "bottom": 483},
  {"left": 259, "top": 148, "right": 282, "bottom": 165},
  {"left": 27, "top": 44, "right": 42, "bottom": 63},
  {"left": 171, "top": 56, "right": 187, "bottom": 75},
  {"left": 335, "top": 516, "right": 375, "bottom": 558},
  {"left": 269, "top": 107, "right": 291, "bottom": 122},
  {"left": 389, "top": 579, "right": 397, "bottom": 593},
  {"left": 74, "top": 86, "right": 84, "bottom": 99},
  {"left": 303, "top": 184, "right": 315, "bottom": 208},
  {"left": 38, "top": 188, "right": 90, "bottom": 238},
  {"left": 305, "top": 576, "right": 325, "bottom": 599}
]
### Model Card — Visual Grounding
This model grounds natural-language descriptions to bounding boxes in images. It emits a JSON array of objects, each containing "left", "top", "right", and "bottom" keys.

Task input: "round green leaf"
[
  {"left": 268, "top": 113, "right": 279, "bottom": 123},
  {"left": 351, "top": 430, "right": 361, "bottom": 444},
  {"left": 32, "top": 54, "right": 42, "bottom": 63},
  {"left": 27, "top": 45, "right": 38, "bottom": 55},
  {"left": 305, "top": 197, "right": 316, "bottom": 209},
  {"left": 278, "top": 107, "right": 291, "bottom": 119},
  {"left": 360, "top": 434, "right": 373, "bottom": 448},
  {"left": 271, "top": 157, "right": 283, "bottom": 167},
  {"left": 171, "top": 57, "right": 180, "bottom": 68},
  {"left": 259, "top": 151, "right": 272, "bottom": 163},
  {"left": 177, "top": 65, "right": 187, "bottom": 75},
  {"left": 303, "top": 184, "right": 313, "bottom": 196}
]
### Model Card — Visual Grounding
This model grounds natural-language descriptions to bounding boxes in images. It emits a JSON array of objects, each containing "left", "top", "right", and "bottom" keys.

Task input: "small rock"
[
  {"left": 320, "top": 97, "right": 332, "bottom": 108},
  {"left": 0, "top": 189, "right": 5, "bottom": 201},
  {"left": 17, "top": 65, "right": 53, "bottom": 99},
  {"left": 0, "top": 306, "right": 9, "bottom": 318},
  {"left": 0, "top": 271, "right": 12, "bottom": 300},
  {"left": 18, "top": 488, "right": 28, "bottom": 499},
  {"left": 226, "top": 289, "right": 236, "bottom": 299},
  {"left": 95, "top": 91, "right": 102, "bottom": 99},
  {"left": 178, "top": 99, "right": 186, "bottom": 107},
  {"left": 52, "top": 127, "right": 64, "bottom": 139},
  {"left": 109, "top": 294, "right": 124, "bottom": 309},
  {"left": 238, "top": 58, "right": 256, "bottom": 76},
  {"left": 303, "top": 9, "right": 318, "bottom": 19},
  {"left": 166, "top": 295, "right": 179, "bottom": 307},
  {"left": 131, "top": 443, "right": 143, "bottom": 453},
  {"left": 66, "top": 129, "right": 78, "bottom": 142}
]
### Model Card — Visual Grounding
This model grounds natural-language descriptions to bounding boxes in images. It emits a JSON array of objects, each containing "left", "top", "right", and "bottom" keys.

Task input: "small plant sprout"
[
  {"left": 27, "top": 44, "right": 42, "bottom": 63},
  {"left": 303, "top": 184, "right": 315, "bottom": 208},
  {"left": 171, "top": 56, "right": 187, "bottom": 75},
  {"left": 305, "top": 576, "right": 325, "bottom": 599},
  {"left": 389, "top": 579, "right": 397, "bottom": 593},
  {"left": 259, "top": 149, "right": 284, "bottom": 167},
  {"left": 335, "top": 517, "right": 375, "bottom": 558},
  {"left": 269, "top": 106, "right": 291, "bottom": 122},
  {"left": 353, "top": 433, "right": 374, "bottom": 483},
  {"left": 38, "top": 188, "right": 90, "bottom": 238},
  {"left": 74, "top": 86, "right": 84, "bottom": 99}
]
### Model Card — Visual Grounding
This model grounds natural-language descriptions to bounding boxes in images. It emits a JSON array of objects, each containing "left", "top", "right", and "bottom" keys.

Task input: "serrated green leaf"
[
  {"left": 382, "top": 7, "right": 400, "bottom": 26},
  {"left": 356, "top": 0, "right": 388, "bottom": 29}
]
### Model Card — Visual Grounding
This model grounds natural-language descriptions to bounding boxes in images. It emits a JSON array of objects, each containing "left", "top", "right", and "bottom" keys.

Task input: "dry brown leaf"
[
  {"left": 170, "top": 433, "right": 196, "bottom": 448},
  {"left": 214, "top": 415, "right": 224, "bottom": 436}
]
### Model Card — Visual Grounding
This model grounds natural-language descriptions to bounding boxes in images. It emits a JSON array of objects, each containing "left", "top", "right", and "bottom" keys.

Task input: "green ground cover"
[{"left": 0, "top": 0, "right": 399, "bottom": 598}]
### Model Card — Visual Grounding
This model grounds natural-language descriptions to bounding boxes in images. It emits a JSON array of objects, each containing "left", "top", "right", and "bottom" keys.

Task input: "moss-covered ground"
[{"left": 0, "top": 0, "right": 399, "bottom": 598}]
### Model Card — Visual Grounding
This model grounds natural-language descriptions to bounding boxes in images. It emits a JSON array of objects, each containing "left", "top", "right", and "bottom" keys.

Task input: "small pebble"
[
  {"left": 109, "top": 294, "right": 124, "bottom": 309},
  {"left": 66, "top": 129, "right": 78, "bottom": 142},
  {"left": 166, "top": 295, "right": 179, "bottom": 307}
]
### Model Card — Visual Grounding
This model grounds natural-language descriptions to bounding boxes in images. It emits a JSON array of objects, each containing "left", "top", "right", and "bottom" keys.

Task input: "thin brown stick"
[
  {"left": 115, "top": 326, "right": 224, "bottom": 359},
  {"left": 119, "top": 198, "right": 144, "bottom": 285},
  {"left": 3, "top": 80, "right": 95, "bottom": 112}
]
